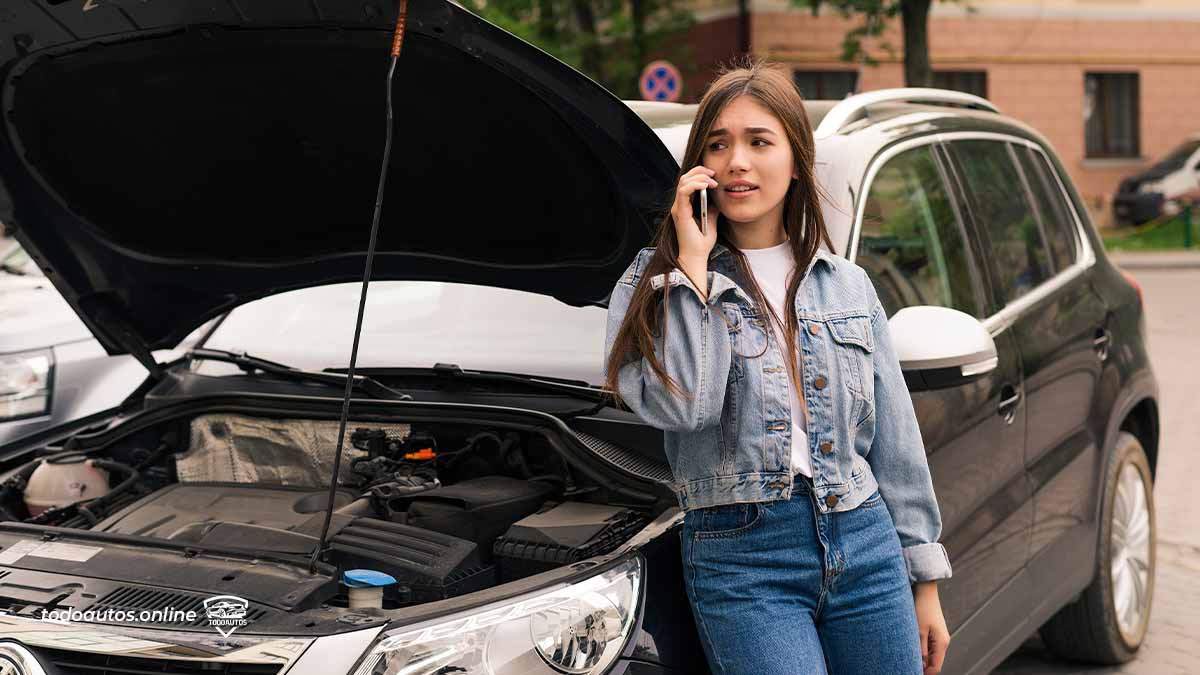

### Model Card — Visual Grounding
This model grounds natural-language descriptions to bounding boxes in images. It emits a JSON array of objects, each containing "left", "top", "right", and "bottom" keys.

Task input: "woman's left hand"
[{"left": 913, "top": 581, "right": 950, "bottom": 674}]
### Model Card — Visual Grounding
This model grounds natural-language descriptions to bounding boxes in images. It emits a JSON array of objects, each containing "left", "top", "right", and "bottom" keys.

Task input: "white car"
[
  {"left": 0, "top": 243, "right": 197, "bottom": 445},
  {"left": 1113, "top": 134, "right": 1200, "bottom": 224}
]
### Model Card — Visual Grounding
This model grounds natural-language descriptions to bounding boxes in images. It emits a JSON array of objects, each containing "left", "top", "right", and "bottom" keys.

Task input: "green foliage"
[
  {"left": 1105, "top": 215, "right": 1200, "bottom": 251},
  {"left": 457, "top": 0, "right": 697, "bottom": 99}
]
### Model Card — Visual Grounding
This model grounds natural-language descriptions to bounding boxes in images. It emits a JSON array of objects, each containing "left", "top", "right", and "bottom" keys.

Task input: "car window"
[
  {"left": 1013, "top": 145, "right": 1079, "bottom": 273},
  {"left": 855, "top": 145, "right": 983, "bottom": 319},
  {"left": 950, "top": 140, "right": 1053, "bottom": 306},
  {"left": 198, "top": 281, "right": 608, "bottom": 385}
]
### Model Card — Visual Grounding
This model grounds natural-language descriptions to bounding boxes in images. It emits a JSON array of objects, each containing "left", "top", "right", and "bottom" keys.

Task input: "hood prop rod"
[{"left": 308, "top": 1, "right": 409, "bottom": 574}]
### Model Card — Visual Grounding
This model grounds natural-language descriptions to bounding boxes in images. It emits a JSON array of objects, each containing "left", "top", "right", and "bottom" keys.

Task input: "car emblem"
[{"left": 202, "top": 595, "right": 251, "bottom": 637}]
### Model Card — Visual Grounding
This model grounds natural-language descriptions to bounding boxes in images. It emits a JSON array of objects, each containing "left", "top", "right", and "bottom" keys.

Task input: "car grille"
[{"left": 33, "top": 647, "right": 282, "bottom": 675}]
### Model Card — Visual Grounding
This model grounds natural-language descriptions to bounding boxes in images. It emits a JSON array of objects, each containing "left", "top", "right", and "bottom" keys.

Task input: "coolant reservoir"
[{"left": 24, "top": 454, "right": 110, "bottom": 516}]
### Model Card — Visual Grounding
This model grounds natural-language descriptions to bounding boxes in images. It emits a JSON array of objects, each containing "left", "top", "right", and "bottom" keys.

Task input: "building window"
[
  {"left": 932, "top": 70, "right": 987, "bottom": 98},
  {"left": 1085, "top": 73, "right": 1140, "bottom": 158},
  {"left": 792, "top": 70, "right": 858, "bottom": 100}
]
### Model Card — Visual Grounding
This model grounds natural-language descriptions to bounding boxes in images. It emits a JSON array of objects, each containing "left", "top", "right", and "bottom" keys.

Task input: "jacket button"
[
  {"left": 824, "top": 494, "right": 838, "bottom": 507},
  {"left": 820, "top": 441, "right": 833, "bottom": 454},
  {"left": 808, "top": 323, "right": 820, "bottom": 335},
  {"left": 814, "top": 376, "right": 827, "bottom": 389}
]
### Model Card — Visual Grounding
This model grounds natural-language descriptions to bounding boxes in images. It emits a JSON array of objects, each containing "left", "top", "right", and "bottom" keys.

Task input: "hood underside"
[{"left": 0, "top": 0, "right": 676, "bottom": 359}]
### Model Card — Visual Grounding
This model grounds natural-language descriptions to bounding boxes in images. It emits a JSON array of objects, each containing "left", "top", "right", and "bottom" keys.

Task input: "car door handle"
[
  {"left": 998, "top": 384, "right": 1021, "bottom": 425},
  {"left": 1093, "top": 327, "right": 1111, "bottom": 361}
]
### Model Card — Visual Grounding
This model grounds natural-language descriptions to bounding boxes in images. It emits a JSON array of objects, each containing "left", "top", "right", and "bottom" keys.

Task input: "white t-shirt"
[{"left": 740, "top": 238, "right": 811, "bottom": 478}]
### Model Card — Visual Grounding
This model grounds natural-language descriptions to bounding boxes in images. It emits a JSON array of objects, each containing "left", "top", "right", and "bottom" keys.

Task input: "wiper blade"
[
  {"left": 337, "top": 362, "right": 608, "bottom": 401},
  {"left": 188, "top": 348, "right": 412, "bottom": 401},
  {"left": 336, "top": 362, "right": 617, "bottom": 418}
]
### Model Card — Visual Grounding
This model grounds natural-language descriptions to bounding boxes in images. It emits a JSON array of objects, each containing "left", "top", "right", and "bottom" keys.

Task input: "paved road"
[{"left": 993, "top": 267, "right": 1199, "bottom": 674}]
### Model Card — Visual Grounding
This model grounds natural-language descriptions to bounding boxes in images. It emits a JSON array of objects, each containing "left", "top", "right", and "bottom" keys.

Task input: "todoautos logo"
[
  {"left": 203, "top": 595, "right": 250, "bottom": 637},
  {"left": 36, "top": 593, "right": 255, "bottom": 638}
]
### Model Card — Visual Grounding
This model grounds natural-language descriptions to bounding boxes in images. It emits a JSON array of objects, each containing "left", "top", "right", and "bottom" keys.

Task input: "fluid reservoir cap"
[{"left": 343, "top": 569, "right": 397, "bottom": 588}]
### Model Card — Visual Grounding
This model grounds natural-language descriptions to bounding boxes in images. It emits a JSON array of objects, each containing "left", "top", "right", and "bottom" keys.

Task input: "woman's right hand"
[{"left": 672, "top": 166, "right": 719, "bottom": 260}]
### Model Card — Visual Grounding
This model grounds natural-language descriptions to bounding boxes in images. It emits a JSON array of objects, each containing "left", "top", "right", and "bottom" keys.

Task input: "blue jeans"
[{"left": 680, "top": 475, "right": 923, "bottom": 675}]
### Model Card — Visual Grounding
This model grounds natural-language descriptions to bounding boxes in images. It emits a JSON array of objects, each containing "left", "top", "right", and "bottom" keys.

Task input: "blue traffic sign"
[{"left": 639, "top": 60, "right": 682, "bottom": 102}]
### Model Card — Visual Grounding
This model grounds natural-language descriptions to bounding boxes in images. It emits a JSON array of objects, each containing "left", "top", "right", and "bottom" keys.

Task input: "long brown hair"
[{"left": 603, "top": 57, "right": 837, "bottom": 425}]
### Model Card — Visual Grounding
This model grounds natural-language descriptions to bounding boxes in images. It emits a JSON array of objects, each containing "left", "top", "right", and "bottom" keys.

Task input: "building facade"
[{"left": 670, "top": 0, "right": 1200, "bottom": 228}]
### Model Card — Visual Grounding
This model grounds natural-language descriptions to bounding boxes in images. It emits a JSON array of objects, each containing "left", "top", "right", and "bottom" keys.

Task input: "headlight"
[
  {"left": 352, "top": 555, "right": 642, "bottom": 675},
  {"left": 1137, "top": 181, "right": 1163, "bottom": 195},
  {"left": 0, "top": 349, "right": 52, "bottom": 421}
]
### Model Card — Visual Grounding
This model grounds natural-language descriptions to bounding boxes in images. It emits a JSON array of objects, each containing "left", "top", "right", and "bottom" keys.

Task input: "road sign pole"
[{"left": 1184, "top": 201, "right": 1193, "bottom": 249}]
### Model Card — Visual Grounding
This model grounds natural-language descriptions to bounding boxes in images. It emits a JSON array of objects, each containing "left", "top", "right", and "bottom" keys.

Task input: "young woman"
[{"left": 602, "top": 60, "right": 952, "bottom": 674}]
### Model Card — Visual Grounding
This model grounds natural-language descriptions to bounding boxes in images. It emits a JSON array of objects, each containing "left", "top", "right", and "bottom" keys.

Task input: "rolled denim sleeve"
[
  {"left": 861, "top": 270, "right": 953, "bottom": 583},
  {"left": 603, "top": 252, "right": 737, "bottom": 433}
]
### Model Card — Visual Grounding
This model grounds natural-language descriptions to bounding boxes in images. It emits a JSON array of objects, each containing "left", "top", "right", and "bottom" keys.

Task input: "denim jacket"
[{"left": 603, "top": 242, "right": 952, "bottom": 583}]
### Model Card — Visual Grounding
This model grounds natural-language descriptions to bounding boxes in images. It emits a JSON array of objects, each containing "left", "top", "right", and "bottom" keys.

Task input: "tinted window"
[
  {"left": 951, "top": 140, "right": 1053, "bottom": 306},
  {"left": 1014, "top": 146, "right": 1078, "bottom": 272},
  {"left": 856, "top": 146, "right": 982, "bottom": 319}
]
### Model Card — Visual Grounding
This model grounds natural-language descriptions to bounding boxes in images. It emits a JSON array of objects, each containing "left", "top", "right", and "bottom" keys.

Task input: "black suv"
[
  {"left": 0, "top": 1, "right": 1157, "bottom": 674},
  {"left": 809, "top": 91, "right": 1160, "bottom": 673}
]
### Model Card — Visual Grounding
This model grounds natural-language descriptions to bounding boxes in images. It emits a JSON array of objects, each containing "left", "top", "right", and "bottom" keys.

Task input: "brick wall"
[{"left": 678, "top": 7, "right": 1200, "bottom": 227}]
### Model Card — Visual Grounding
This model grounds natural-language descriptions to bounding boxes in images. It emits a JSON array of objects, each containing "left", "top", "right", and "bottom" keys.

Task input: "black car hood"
[{"left": 0, "top": 0, "right": 675, "bottom": 364}]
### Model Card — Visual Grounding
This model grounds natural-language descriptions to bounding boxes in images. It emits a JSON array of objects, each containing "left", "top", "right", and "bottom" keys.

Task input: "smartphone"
[{"left": 691, "top": 187, "right": 710, "bottom": 236}]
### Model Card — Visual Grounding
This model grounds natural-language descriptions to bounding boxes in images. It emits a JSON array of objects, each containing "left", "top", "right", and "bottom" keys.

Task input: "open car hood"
[{"left": 0, "top": 0, "right": 677, "bottom": 366}]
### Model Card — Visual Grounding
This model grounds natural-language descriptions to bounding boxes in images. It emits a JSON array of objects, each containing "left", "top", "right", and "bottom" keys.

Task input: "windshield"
[
  {"left": 198, "top": 281, "right": 608, "bottom": 385},
  {"left": 1154, "top": 139, "right": 1200, "bottom": 172}
]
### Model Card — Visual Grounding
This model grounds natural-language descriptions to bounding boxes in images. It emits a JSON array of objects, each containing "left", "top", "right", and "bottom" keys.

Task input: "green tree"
[
  {"left": 458, "top": 0, "right": 697, "bottom": 98},
  {"left": 794, "top": 0, "right": 971, "bottom": 87}
]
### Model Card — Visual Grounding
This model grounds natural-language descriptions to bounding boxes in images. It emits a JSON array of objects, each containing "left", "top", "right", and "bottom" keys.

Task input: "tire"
[{"left": 1038, "top": 431, "right": 1156, "bottom": 664}]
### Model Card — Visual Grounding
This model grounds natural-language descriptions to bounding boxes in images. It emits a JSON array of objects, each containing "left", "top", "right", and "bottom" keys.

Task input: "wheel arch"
[{"left": 1119, "top": 397, "right": 1160, "bottom": 481}]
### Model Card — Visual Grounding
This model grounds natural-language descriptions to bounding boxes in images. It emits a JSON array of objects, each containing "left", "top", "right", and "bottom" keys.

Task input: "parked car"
[
  {"left": 1112, "top": 134, "right": 1200, "bottom": 225},
  {"left": 0, "top": 243, "right": 165, "bottom": 446},
  {"left": 0, "top": 3, "right": 1158, "bottom": 675}
]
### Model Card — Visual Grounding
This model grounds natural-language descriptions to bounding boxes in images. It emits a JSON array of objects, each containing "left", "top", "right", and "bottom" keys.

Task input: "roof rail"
[{"left": 813, "top": 88, "right": 1000, "bottom": 139}]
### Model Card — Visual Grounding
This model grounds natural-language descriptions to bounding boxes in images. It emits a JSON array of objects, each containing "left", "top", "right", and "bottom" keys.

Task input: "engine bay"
[{"left": 0, "top": 410, "right": 661, "bottom": 629}]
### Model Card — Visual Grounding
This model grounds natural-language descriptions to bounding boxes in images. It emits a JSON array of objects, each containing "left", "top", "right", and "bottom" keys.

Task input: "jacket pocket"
[
  {"left": 734, "top": 304, "right": 771, "bottom": 359},
  {"left": 826, "top": 315, "right": 875, "bottom": 400}
]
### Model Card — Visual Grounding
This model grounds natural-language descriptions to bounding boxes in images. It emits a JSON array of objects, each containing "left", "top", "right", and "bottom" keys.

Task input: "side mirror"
[{"left": 888, "top": 305, "right": 998, "bottom": 391}]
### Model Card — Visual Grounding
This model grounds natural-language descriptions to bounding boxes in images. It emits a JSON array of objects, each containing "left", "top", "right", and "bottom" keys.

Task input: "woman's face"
[{"left": 700, "top": 95, "right": 798, "bottom": 231}]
